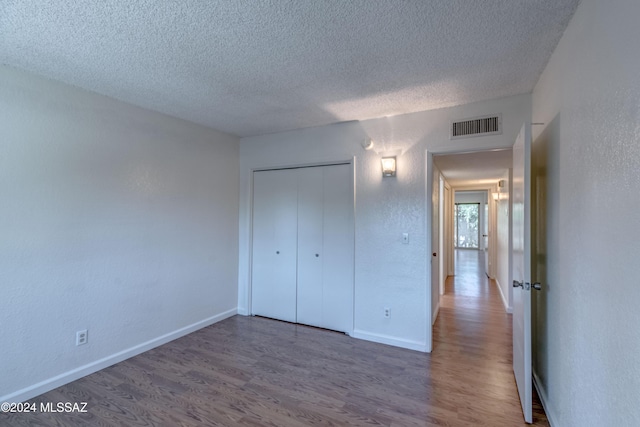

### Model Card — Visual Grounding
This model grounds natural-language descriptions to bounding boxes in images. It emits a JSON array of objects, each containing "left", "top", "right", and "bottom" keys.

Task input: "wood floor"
[{"left": 2, "top": 250, "right": 548, "bottom": 426}]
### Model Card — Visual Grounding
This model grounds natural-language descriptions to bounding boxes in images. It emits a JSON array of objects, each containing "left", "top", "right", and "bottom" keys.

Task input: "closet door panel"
[
  {"left": 322, "top": 164, "right": 354, "bottom": 333},
  {"left": 251, "top": 169, "right": 298, "bottom": 322},
  {"left": 296, "top": 167, "right": 324, "bottom": 327}
]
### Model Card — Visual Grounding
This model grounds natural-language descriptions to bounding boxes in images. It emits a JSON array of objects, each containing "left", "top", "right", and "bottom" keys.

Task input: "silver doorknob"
[
  {"left": 513, "top": 280, "right": 523, "bottom": 288},
  {"left": 532, "top": 282, "right": 542, "bottom": 291}
]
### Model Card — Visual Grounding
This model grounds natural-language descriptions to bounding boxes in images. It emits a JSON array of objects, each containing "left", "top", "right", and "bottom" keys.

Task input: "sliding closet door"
[
  {"left": 296, "top": 167, "right": 324, "bottom": 327},
  {"left": 251, "top": 169, "right": 298, "bottom": 322},
  {"left": 321, "top": 164, "right": 353, "bottom": 333},
  {"left": 296, "top": 164, "right": 353, "bottom": 333}
]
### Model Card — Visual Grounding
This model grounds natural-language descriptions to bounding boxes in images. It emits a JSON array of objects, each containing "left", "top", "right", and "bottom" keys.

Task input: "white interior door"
[
  {"left": 320, "top": 164, "right": 353, "bottom": 333},
  {"left": 251, "top": 169, "right": 298, "bottom": 322},
  {"left": 297, "top": 164, "right": 354, "bottom": 333},
  {"left": 512, "top": 123, "right": 533, "bottom": 423},
  {"left": 296, "top": 167, "right": 324, "bottom": 327},
  {"left": 253, "top": 164, "right": 354, "bottom": 334}
]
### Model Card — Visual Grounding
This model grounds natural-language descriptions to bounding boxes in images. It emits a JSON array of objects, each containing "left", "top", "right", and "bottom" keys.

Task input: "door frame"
[
  {"left": 449, "top": 188, "right": 497, "bottom": 278},
  {"left": 439, "top": 177, "right": 446, "bottom": 296},
  {"left": 248, "top": 158, "right": 357, "bottom": 336},
  {"left": 443, "top": 182, "right": 453, "bottom": 279}
]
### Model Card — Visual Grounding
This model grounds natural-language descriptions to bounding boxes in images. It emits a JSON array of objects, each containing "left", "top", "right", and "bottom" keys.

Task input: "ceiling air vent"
[{"left": 451, "top": 114, "right": 502, "bottom": 140}]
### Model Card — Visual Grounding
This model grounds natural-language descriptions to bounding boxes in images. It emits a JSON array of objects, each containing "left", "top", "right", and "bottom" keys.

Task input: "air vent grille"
[{"left": 451, "top": 115, "right": 502, "bottom": 139}]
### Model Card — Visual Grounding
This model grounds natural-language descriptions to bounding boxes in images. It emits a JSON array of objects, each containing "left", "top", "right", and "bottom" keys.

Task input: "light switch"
[{"left": 402, "top": 233, "right": 409, "bottom": 244}]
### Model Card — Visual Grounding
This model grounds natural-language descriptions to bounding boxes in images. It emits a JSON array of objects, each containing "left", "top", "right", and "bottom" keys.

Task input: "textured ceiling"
[
  {"left": 434, "top": 149, "right": 512, "bottom": 188},
  {"left": 1, "top": 1, "right": 579, "bottom": 137}
]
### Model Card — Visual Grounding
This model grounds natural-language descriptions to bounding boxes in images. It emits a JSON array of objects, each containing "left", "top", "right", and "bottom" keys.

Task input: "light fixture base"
[{"left": 362, "top": 138, "right": 374, "bottom": 150}]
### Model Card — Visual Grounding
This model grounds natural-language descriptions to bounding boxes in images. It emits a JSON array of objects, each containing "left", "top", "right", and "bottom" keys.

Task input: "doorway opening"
[
  {"left": 431, "top": 149, "right": 512, "bottom": 305},
  {"left": 454, "top": 202, "right": 480, "bottom": 249},
  {"left": 427, "top": 123, "right": 534, "bottom": 422}
]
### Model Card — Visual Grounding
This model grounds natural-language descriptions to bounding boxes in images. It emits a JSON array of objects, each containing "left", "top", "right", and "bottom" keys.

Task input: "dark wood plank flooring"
[{"left": 2, "top": 250, "right": 548, "bottom": 426}]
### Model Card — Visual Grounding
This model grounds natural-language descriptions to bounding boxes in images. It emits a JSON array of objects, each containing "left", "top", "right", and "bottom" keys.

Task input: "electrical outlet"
[
  {"left": 402, "top": 233, "right": 409, "bottom": 244},
  {"left": 384, "top": 308, "right": 390, "bottom": 318},
  {"left": 76, "top": 329, "right": 88, "bottom": 346}
]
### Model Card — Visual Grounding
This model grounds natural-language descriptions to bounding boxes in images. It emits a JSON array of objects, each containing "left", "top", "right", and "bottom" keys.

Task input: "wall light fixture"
[{"left": 381, "top": 157, "right": 396, "bottom": 177}]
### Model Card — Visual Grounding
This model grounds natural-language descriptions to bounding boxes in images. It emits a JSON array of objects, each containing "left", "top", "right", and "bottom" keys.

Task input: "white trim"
[
  {"left": 438, "top": 175, "right": 445, "bottom": 296},
  {"left": 494, "top": 279, "right": 513, "bottom": 313},
  {"left": 424, "top": 149, "right": 434, "bottom": 353},
  {"left": 350, "top": 156, "right": 357, "bottom": 338},
  {"left": 252, "top": 159, "right": 352, "bottom": 172},
  {"left": 1, "top": 309, "right": 237, "bottom": 404},
  {"left": 533, "top": 370, "right": 558, "bottom": 427},
  {"left": 352, "top": 329, "right": 428, "bottom": 353}
]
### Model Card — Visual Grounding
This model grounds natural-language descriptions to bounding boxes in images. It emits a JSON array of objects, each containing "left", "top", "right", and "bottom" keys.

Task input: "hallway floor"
[{"left": 432, "top": 249, "right": 549, "bottom": 425}]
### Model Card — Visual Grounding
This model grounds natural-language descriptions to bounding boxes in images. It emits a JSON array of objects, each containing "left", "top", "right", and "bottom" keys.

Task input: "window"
[{"left": 455, "top": 203, "right": 479, "bottom": 248}]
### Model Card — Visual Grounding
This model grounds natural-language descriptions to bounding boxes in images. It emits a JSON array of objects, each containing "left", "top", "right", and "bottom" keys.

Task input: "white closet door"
[
  {"left": 296, "top": 167, "right": 324, "bottom": 327},
  {"left": 251, "top": 169, "right": 298, "bottom": 322},
  {"left": 321, "top": 164, "right": 354, "bottom": 333}
]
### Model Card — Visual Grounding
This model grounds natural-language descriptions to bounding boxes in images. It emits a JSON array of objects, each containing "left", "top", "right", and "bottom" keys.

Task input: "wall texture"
[
  {"left": 531, "top": 0, "right": 640, "bottom": 424},
  {"left": 238, "top": 93, "right": 531, "bottom": 352},
  {"left": 0, "top": 66, "right": 240, "bottom": 402}
]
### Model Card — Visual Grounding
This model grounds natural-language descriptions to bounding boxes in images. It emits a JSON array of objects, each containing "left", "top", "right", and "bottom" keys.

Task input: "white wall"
[
  {"left": 531, "top": 0, "right": 640, "bottom": 425},
  {"left": 0, "top": 66, "right": 240, "bottom": 402},
  {"left": 454, "top": 191, "right": 487, "bottom": 203},
  {"left": 238, "top": 93, "right": 531, "bottom": 352},
  {"left": 495, "top": 170, "right": 512, "bottom": 312}
]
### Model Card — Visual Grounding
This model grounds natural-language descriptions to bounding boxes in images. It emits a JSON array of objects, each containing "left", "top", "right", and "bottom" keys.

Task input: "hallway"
[{"left": 432, "top": 249, "right": 549, "bottom": 425}]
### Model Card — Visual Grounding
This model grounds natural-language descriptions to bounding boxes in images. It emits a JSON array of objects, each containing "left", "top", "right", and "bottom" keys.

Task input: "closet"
[{"left": 251, "top": 164, "right": 354, "bottom": 333}]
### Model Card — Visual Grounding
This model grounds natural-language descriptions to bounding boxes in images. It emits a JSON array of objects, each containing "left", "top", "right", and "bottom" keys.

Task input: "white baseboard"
[
  {"left": 1, "top": 308, "right": 237, "bottom": 404},
  {"left": 352, "top": 329, "right": 428, "bottom": 353},
  {"left": 237, "top": 307, "right": 250, "bottom": 316},
  {"left": 495, "top": 279, "right": 513, "bottom": 313},
  {"left": 533, "top": 370, "right": 558, "bottom": 427}
]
